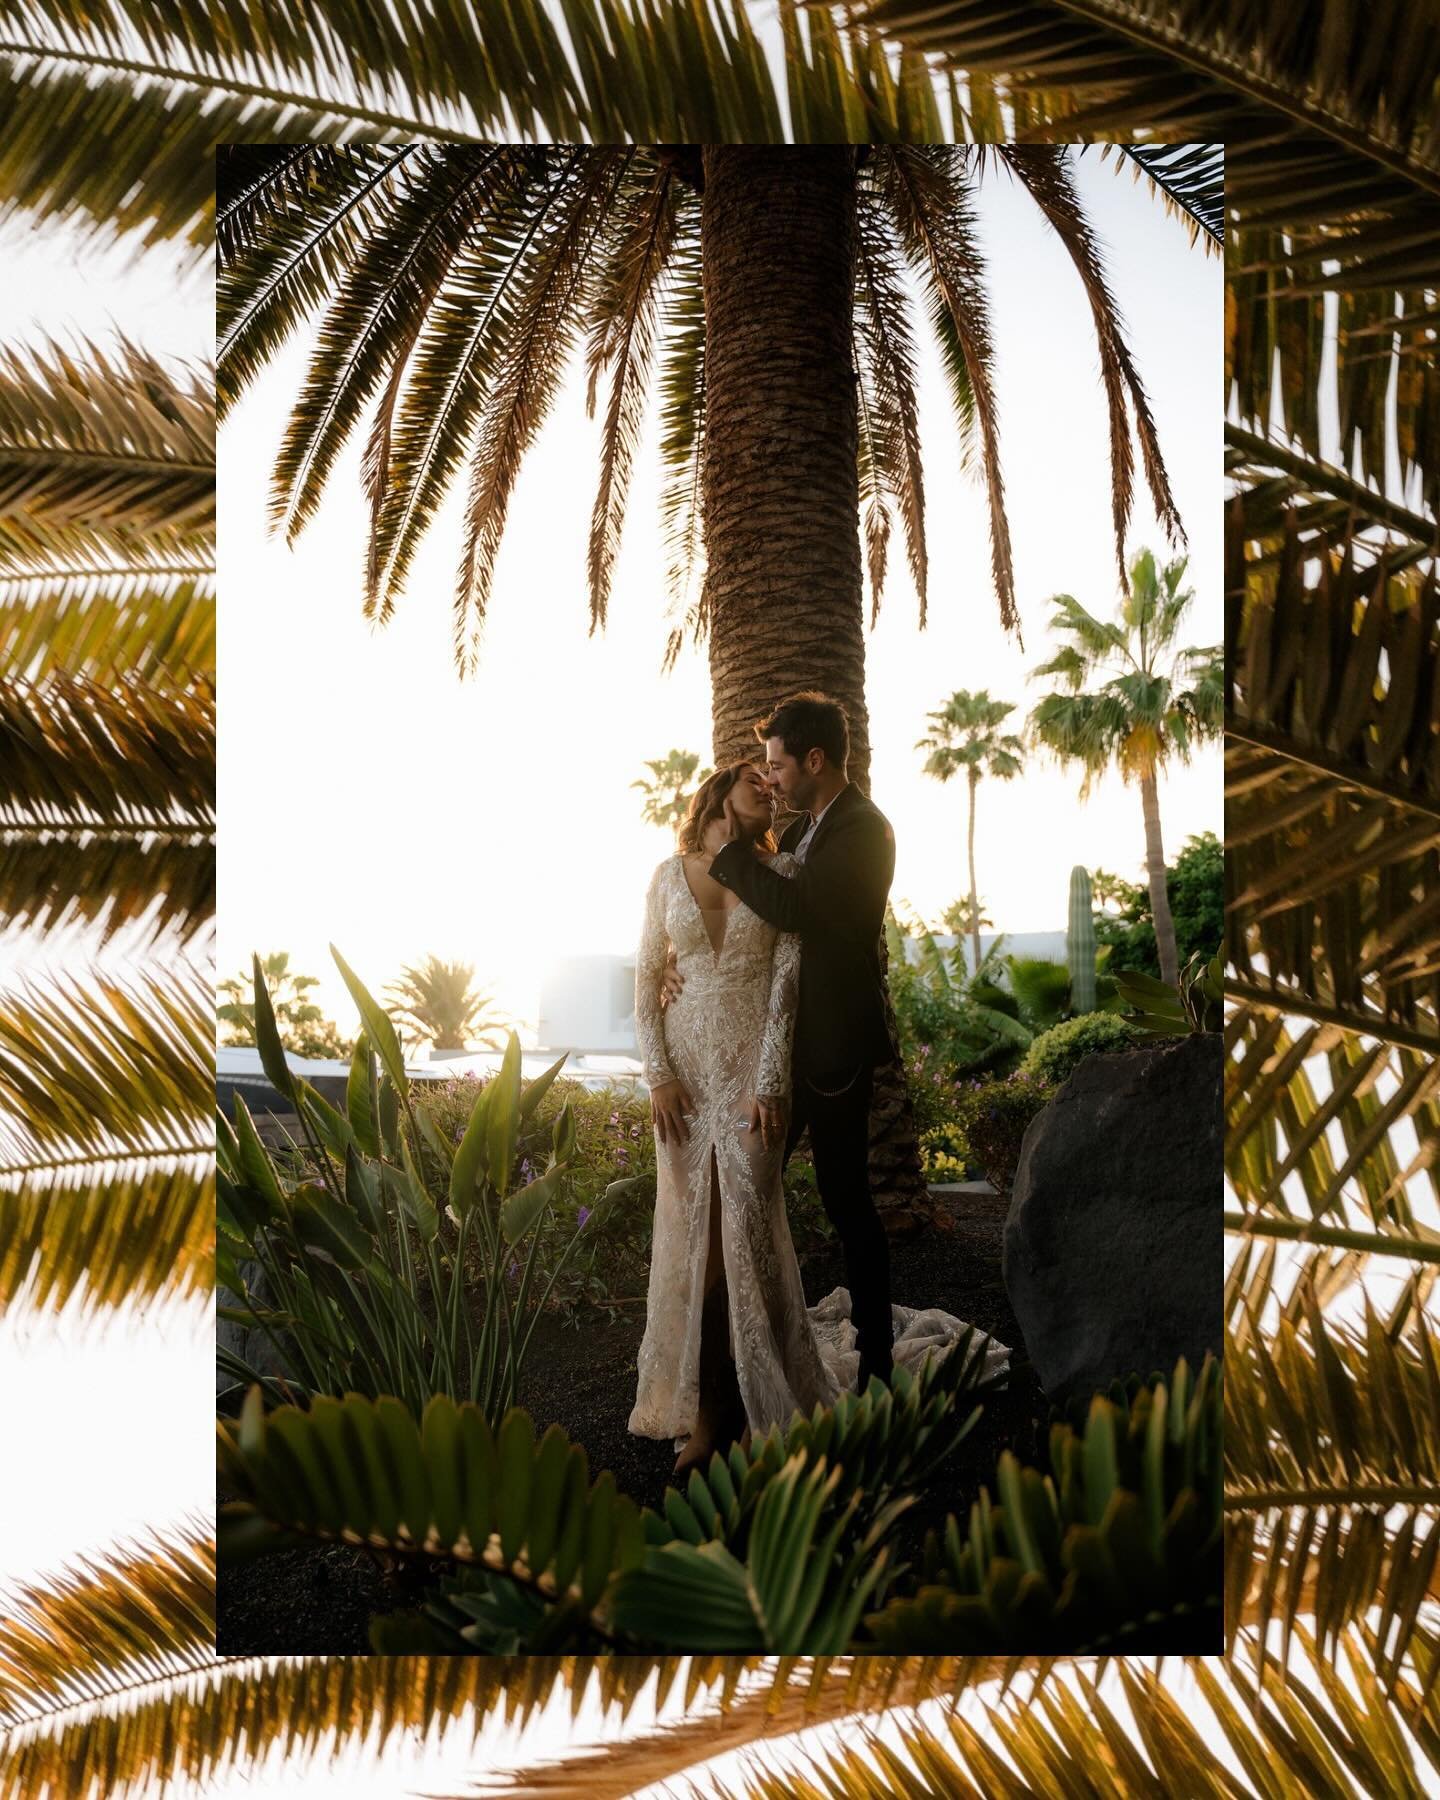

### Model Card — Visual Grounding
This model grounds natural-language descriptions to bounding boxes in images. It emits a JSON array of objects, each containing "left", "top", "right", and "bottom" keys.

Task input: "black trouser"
[{"left": 785, "top": 1060, "right": 893, "bottom": 1385}]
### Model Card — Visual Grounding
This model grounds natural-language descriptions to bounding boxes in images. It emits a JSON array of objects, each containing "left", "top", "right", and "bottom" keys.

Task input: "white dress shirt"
[{"left": 794, "top": 790, "right": 841, "bottom": 863}]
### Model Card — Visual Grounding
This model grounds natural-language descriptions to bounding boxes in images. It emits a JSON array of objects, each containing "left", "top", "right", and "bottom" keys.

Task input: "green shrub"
[
  {"left": 950, "top": 1070, "right": 1056, "bottom": 1192},
  {"left": 1021, "top": 1011, "right": 1142, "bottom": 1085}
]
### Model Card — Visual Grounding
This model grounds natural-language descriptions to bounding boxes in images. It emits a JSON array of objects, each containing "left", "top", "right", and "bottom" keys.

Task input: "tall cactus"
[{"left": 1068, "top": 864, "right": 1096, "bottom": 1014}]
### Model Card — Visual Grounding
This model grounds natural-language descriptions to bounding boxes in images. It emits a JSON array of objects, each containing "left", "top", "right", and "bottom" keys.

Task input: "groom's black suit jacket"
[{"left": 709, "top": 783, "right": 897, "bottom": 1084}]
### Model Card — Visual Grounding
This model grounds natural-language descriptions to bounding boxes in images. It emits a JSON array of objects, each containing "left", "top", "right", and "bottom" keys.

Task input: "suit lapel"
[{"left": 803, "top": 783, "right": 858, "bottom": 859}]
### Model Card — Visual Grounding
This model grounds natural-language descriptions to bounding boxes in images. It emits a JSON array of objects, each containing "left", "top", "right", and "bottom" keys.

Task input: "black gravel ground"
[{"left": 217, "top": 1190, "right": 1045, "bottom": 1653}]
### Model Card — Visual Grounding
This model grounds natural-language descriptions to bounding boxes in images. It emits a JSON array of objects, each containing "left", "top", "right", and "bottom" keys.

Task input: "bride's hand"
[
  {"left": 750, "top": 1095, "right": 786, "bottom": 1151},
  {"left": 650, "top": 1078, "right": 693, "bottom": 1147},
  {"left": 659, "top": 945, "right": 684, "bottom": 1009}
]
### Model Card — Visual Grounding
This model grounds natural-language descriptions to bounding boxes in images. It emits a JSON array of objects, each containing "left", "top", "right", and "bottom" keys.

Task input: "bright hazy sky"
[{"left": 217, "top": 147, "right": 1222, "bottom": 1043}]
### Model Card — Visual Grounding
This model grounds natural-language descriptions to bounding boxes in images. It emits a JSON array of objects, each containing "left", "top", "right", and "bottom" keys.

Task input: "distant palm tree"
[
  {"left": 940, "top": 893, "right": 993, "bottom": 943},
  {"left": 916, "top": 690, "right": 1023, "bottom": 977},
  {"left": 1090, "top": 866, "right": 1143, "bottom": 914},
  {"left": 633, "top": 749, "right": 712, "bottom": 835},
  {"left": 1026, "top": 549, "right": 1222, "bottom": 985},
  {"left": 383, "top": 957, "right": 506, "bottom": 1054},
  {"left": 218, "top": 950, "right": 354, "bottom": 1060}
]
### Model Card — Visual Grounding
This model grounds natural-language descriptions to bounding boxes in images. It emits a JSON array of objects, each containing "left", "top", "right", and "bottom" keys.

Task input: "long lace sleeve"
[
  {"left": 757, "top": 857, "right": 801, "bottom": 1100},
  {"left": 634, "top": 861, "right": 676, "bottom": 1087}
]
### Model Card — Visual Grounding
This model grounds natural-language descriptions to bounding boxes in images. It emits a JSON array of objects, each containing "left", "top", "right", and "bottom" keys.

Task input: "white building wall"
[{"left": 537, "top": 931, "right": 1069, "bottom": 1056}]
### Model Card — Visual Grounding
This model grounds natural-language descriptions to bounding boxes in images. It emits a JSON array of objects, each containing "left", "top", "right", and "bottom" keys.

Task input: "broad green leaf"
[{"left": 331, "top": 944, "right": 408, "bottom": 1096}]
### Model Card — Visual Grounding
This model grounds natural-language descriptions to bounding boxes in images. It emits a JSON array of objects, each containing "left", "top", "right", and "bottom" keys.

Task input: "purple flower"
[
  {"left": 519, "top": 1157, "right": 534, "bottom": 1185},
  {"left": 630, "top": 1124, "right": 641, "bottom": 1139},
  {"left": 506, "top": 1257, "right": 519, "bottom": 1283},
  {"left": 576, "top": 1206, "right": 591, "bottom": 1228},
  {"left": 609, "top": 1110, "right": 620, "bottom": 1126}
]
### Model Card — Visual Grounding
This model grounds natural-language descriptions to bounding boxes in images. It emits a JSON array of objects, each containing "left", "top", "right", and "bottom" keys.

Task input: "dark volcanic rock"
[{"left": 1002, "top": 1035, "right": 1223, "bottom": 1404}]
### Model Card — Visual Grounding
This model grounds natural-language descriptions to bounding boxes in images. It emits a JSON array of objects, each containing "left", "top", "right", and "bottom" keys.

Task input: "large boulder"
[{"left": 1002, "top": 1034, "right": 1222, "bottom": 1404}]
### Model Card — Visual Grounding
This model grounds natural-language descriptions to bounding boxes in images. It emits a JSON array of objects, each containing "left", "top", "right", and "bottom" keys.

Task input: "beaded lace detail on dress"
[{"left": 628, "top": 852, "right": 1010, "bottom": 1443}]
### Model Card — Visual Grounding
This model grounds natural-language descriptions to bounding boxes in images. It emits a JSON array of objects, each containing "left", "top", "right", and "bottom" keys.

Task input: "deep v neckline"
[{"left": 678, "top": 856, "right": 734, "bottom": 962}]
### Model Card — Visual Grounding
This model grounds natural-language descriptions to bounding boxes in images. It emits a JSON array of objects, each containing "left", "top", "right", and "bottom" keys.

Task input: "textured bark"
[
  {"left": 1141, "top": 768, "right": 1179, "bottom": 985},
  {"left": 698, "top": 146, "right": 934, "bottom": 1232},
  {"left": 699, "top": 146, "right": 870, "bottom": 788}
]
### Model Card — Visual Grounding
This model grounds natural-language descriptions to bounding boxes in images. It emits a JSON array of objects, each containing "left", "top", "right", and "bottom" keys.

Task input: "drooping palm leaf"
[
  {"left": 876, "top": 145, "right": 1018, "bottom": 640},
  {"left": 584, "top": 158, "right": 684, "bottom": 630},
  {"left": 0, "top": 1523, "right": 213, "bottom": 1728},
  {"left": 0, "top": 567, "right": 213, "bottom": 691},
  {"left": 993, "top": 144, "right": 1186, "bottom": 591},
  {"left": 0, "top": 338, "right": 212, "bottom": 568},
  {"left": 0, "top": 960, "right": 211, "bottom": 1166},
  {"left": 852, "top": 184, "right": 927, "bottom": 624},
  {"left": 0, "top": 831, "right": 213, "bottom": 949},
  {"left": 0, "top": 1155, "right": 212, "bottom": 1317},
  {"left": 0, "top": 674, "right": 213, "bottom": 834}
]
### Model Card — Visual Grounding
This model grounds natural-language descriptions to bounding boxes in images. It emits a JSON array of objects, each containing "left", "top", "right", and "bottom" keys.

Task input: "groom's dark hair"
[{"left": 756, "top": 691, "right": 849, "bottom": 770}]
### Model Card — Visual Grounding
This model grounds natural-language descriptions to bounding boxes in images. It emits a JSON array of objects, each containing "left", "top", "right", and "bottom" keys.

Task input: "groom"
[{"left": 668, "top": 690, "right": 898, "bottom": 1388}]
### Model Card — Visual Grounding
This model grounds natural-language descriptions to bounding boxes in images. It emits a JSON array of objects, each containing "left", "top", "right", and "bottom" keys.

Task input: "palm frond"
[
  {"left": 1225, "top": 501, "right": 1440, "bottom": 1047},
  {"left": 0, "top": 565, "right": 212, "bottom": 692},
  {"left": 0, "top": 1523, "right": 213, "bottom": 1729},
  {"left": 0, "top": 1154, "right": 212, "bottom": 1316},
  {"left": 453, "top": 151, "right": 630, "bottom": 675},
  {"left": 0, "top": 674, "right": 214, "bottom": 832},
  {"left": 877, "top": 145, "right": 1019, "bottom": 642},
  {"left": 1226, "top": 1292, "right": 1440, "bottom": 1696},
  {"left": 995, "top": 145, "right": 1187, "bottom": 590},
  {"left": 1105, "top": 142, "right": 1224, "bottom": 248},
  {"left": 0, "top": 831, "right": 212, "bottom": 950},
  {"left": 584, "top": 157, "right": 683, "bottom": 631},
  {"left": 657, "top": 211, "right": 708, "bottom": 668},
  {"left": 0, "top": 338, "right": 213, "bottom": 568},
  {"left": 362, "top": 156, "right": 568, "bottom": 626},
  {"left": 270, "top": 147, "right": 520, "bottom": 543},
  {"left": 853, "top": 186, "right": 927, "bottom": 624},
  {"left": 0, "top": 959, "right": 211, "bottom": 1167}
]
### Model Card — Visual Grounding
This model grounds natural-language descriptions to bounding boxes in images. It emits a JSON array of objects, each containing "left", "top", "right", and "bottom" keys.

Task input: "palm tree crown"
[
  {"left": 916, "top": 689, "right": 1024, "bottom": 974},
  {"left": 1026, "top": 546, "right": 1221, "bottom": 983},
  {"left": 1026, "top": 548, "right": 1221, "bottom": 801},
  {"left": 217, "top": 142, "right": 1184, "bottom": 677},
  {"left": 383, "top": 956, "right": 506, "bottom": 1053}
]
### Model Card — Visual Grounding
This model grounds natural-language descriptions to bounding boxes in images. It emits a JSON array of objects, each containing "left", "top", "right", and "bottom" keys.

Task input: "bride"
[{"left": 627, "top": 759, "right": 1008, "bottom": 1474}]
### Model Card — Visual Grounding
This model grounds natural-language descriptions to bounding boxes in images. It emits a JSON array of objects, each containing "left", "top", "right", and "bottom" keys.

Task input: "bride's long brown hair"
[{"left": 677, "top": 761, "right": 778, "bottom": 857}]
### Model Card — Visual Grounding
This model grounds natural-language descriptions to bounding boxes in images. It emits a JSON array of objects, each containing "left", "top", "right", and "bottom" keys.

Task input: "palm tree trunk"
[
  {"left": 699, "top": 146, "right": 870, "bottom": 787},
  {"left": 967, "top": 766, "right": 981, "bottom": 977},
  {"left": 698, "top": 145, "right": 933, "bottom": 1233},
  {"left": 1140, "top": 768, "right": 1178, "bottom": 985}
]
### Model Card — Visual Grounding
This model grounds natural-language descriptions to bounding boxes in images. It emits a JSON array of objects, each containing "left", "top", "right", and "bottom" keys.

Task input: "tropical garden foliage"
[
  {"left": 0, "top": 0, "right": 1429, "bottom": 1791},
  {"left": 217, "top": 950, "right": 355, "bottom": 1060}
]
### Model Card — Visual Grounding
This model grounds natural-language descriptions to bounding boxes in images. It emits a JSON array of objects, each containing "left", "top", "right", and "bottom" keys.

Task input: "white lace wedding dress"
[{"left": 628, "top": 851, "right": 1010, "bottom": 1444}]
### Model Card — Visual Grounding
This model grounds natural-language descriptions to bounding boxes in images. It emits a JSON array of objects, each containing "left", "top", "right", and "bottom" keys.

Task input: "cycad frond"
[
  {"left": 0, "top": 1155, "right": 212, "bottom": 1317},
  {"left": 0, "top": 1523, "right": 213, "bottom": 1729},
  {"left": 0, "top": 960, "right": 211, "bottom": 1166},
  {"left": 878, "top": 145, "right": 1018, "bottom": 641},
  {"left": 0, "top": 338, "right": 213, "bottom": 565},
  {"left": 585, "top": 157, "right": 683, "bottom": 631}
]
